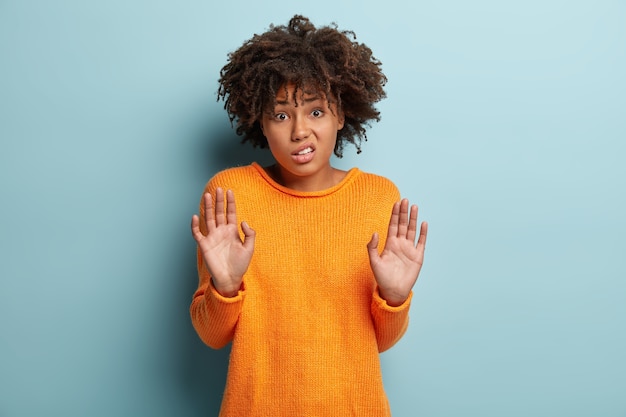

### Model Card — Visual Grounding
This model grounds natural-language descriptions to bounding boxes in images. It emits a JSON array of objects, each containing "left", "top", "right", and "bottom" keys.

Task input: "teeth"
[{"left": 297, "top": 147, "right": 313, "bottom": 155}]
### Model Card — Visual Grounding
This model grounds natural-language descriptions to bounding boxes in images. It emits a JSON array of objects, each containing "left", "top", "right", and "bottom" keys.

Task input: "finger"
[
  {"left": 226, "top": 189, "right": 237, "bottom": 225},
  {"left": 203, "top": 193, "right": 216, "bottom": 232},
  {"left": 417, "top": 221, "right": 428, "bottom": 250},
  {"left": 367, "top": 232, "right": 380, "bottom": 260},
  {"left": 387, "top": 201, "right": 400, "bottom": 238},
  {"left": 397, "top": 199, "right": 410, "bottom": 238},
  {"left": 214, "top": 187, "right": 226, "bottom": 225},
  {"left": 406, "top": 204, "right": 418, "bottom": 243},
  {"left": 241, "top": 221, "right": 256, "bottom": 251},
  {"left": 190, "top": 214, "right": 205, "bottom": 243}
]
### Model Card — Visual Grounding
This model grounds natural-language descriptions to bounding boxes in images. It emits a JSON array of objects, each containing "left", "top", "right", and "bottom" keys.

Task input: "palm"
[
  {"left": 191, "top": 188, "right": 255, "bottom": 297},
  {"left": 368, "top": 199, "right": 428, "bottom": 307},
  {"left": 197, "top": 221, "right": 252, "bottom": 282}
]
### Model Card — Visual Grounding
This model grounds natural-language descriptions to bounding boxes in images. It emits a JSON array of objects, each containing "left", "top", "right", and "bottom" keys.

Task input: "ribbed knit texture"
[{"left": 190, "top": 163, "right": 412, "bottom": 417}]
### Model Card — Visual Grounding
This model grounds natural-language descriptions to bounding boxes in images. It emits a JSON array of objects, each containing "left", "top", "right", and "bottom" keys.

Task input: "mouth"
[
  {"left": 295, "top": 146, "right": 313, "bottom": 155},
  {"left": 291, "top": 144, "right": 316, "bottom": 163}
]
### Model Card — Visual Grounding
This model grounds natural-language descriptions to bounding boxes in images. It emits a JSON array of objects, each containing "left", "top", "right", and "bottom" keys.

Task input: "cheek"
[
  {"left": 263, "top": 134, "right": 287, "bottom": 157},
  {"left": 264, "top": 124, "right": 292, "bottom": 146}
]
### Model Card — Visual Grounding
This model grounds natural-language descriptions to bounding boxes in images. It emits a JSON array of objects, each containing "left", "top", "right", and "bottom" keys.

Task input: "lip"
[
  {"left": 292, "top": 142, "right": 315, "bottom": 155},
  {"left": 291, "top": 143, "right": 316, "bottom": 164}
]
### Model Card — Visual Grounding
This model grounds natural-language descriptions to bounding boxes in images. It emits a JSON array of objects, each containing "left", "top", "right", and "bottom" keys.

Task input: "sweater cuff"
[
  {"left": 372, "top": 287, "right": 413, "bottom": 312},
  {"left": 208, "top": 279, "right": 246, "bottom": 303},
  {"left": 190, "top": 280, "right": 245, "bottom": 350}
]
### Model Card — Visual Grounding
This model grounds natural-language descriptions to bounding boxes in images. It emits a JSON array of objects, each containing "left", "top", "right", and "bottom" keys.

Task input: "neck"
[{"left": 268, "top": 164, "right": 343, "bottom": 192}]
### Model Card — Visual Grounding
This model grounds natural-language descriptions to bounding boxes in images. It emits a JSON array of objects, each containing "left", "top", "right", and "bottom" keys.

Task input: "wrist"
[
  {"left": 377, "top": 287, "right": 409, "bottom": 307},
  {"left": 211, "top": 278, "right": 242, "bottom": 298}
]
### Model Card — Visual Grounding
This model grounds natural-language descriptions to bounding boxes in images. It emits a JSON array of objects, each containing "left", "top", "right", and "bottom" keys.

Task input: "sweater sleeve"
[
  {"left": 368, "top": 175, "right": 412, "bottom": 352},
  {"left": 371, "top": 287, "right": 412, "bottom": 352},
  {"left": 189, "top": 175, "right": 245, "bottom": 349},
  {"left": 190, "top": 250, "right": 245, "bottom": 349}
]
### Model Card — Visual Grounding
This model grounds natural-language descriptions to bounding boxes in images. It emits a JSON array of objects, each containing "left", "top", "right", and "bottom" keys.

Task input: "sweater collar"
[{"left": 251, "top": 162, "right": 360, "bottom": 197}]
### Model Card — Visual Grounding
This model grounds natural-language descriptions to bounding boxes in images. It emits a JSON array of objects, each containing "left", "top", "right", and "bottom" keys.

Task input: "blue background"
[{"left": 1, "top": 1, "right": 625, "bottom": 416}]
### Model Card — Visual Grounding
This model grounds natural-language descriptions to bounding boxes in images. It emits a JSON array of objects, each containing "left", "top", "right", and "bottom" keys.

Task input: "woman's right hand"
[{"left": 191, "top": 188, "right": 256, "bottom": 297}]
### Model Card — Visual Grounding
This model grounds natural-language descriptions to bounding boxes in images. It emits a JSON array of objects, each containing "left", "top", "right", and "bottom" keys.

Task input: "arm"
[
  {"left": 368, "top": 198, "right": 428, "bottom": 351},
  {"left": 189, "top": 187, "right": 256, "bottom": 349},
  {"left": 189, "top": 264, "right": 245, "bottom": 349},
  {"left": 371, "top": 288, "right": 412, "bottom": 352}
]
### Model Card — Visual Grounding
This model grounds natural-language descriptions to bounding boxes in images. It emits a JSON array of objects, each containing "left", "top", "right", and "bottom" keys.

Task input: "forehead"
[{"left": 274, "top": 82, "right": 324, "bottom": 104}]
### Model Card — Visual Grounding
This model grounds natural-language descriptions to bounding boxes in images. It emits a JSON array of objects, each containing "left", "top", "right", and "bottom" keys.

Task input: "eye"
[
  {"left": 311, "top": 109, "right": 324, "bottom": 118},
  {"left": 274, "top": 112, "right": 288, "bottom": 121}
]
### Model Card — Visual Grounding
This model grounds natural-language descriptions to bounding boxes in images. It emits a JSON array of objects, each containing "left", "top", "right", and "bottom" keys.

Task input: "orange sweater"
[{"left": 190, "top": 163, "right": 412, "bottom": 416}]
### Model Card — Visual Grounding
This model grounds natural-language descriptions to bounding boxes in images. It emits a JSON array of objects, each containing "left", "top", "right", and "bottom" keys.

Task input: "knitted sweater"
[{"left": 190, "top": 162, "right": 412, "bottom": 417}]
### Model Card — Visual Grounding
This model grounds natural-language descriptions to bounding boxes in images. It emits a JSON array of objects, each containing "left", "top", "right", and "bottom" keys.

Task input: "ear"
[{"left": 337, "top": 109, "right": 345, "bottom": 130}]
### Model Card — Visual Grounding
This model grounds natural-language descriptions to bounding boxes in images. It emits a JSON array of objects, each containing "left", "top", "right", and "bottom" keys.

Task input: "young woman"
[{"left": 190, "top": 15, "right": 428, "bottom": 416}]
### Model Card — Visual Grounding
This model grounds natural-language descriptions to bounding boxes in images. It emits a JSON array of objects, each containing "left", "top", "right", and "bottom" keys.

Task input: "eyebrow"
[{"left": 276, "top": 95, "right": 324, "bottom": 106}]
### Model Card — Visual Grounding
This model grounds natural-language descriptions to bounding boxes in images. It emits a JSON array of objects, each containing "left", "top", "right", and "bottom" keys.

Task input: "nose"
[{"left": 291, "top": 116, "right": 311, "bottom": 141}]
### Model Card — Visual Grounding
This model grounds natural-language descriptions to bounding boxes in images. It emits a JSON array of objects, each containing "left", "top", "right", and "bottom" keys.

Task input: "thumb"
[
  {"left": 241, "top": 221, "right": 256, "bottom": 250},
  {"left": 367, "top": 232, "right": 380, "bottom": 261}
]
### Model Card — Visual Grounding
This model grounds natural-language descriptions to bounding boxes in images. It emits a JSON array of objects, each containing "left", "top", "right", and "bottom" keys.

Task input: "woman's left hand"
[{"left": 367, "top": 199, "right": 428, "bottom": 307}]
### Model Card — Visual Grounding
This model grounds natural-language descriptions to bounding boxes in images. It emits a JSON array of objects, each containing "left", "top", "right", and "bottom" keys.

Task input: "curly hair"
[{"left": 217, "top": 15, "right": 387, "bottom": 157}]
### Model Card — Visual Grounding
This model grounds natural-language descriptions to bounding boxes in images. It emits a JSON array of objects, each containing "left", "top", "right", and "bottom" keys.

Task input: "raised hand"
[
  {"left": 367, "top": 199, "right": 428, "bottom": 307},
  {"left": 191, "top": 188, "right": 256, "bottom": 297}
]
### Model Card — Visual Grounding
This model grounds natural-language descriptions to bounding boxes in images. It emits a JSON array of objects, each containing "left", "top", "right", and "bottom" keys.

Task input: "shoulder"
[
  {"left": 204, "top": 164, "right": 260, "bottom": 193},
  {"left": 352, "top": 169, "right": 401, "bottom": 201}
]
